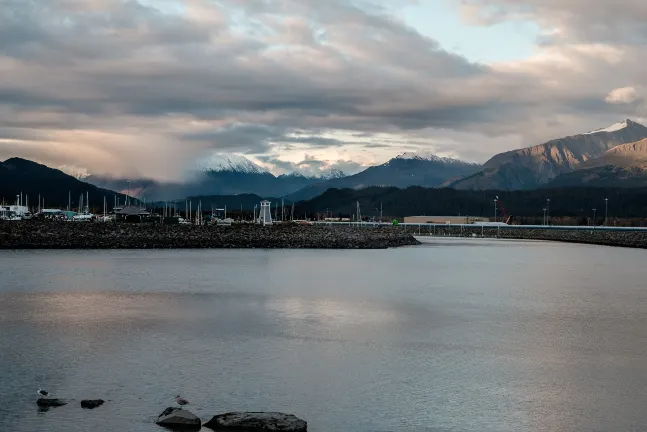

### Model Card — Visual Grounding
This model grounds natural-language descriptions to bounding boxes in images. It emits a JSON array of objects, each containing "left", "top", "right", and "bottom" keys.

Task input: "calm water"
[{"left": 1, "top": 238, "right": 647, "bottom": 432}]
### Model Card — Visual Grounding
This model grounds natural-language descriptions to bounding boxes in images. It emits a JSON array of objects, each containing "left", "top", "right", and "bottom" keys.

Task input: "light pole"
[
  {"left": 494, "top": 197, "right": 498, "bottom": 223},
  {"left": 546, "top": 199, "right": 551, "bottom": 225},
  {"left": 543, "top": 208, "right": 546, "bottom": 226},
  {"left": 605, "top": 198, "right": 608, "bottom": 226},
  {"left": 592, "top": 208, "right": 597, "bottom": 227}
]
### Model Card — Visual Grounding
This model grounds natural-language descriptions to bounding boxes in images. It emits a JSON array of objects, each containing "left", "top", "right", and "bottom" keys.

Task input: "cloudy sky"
[{"left": 1, "top": 0, "right": 647, "bottom": 180}]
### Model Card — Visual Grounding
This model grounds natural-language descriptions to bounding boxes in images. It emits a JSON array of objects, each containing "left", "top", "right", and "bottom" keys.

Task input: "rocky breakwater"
[
  {"left": 0, "top": 221, "right": 420, "bottom": 249},
  {"left": 415, "top": 225, "right": 647, "bottom": 249}
]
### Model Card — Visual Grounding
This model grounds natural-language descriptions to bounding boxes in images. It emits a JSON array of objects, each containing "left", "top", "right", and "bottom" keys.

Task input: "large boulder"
[
  {"left": 37, "top": 398, "right": 66, "bottom": 407},
  {"left": 203, "top": 412, "right": 307, "bottom": 431},
  {"left": 156, "top": 407, "right": 201, "bottom": 430},
  {"left": 81, "top": 399, "right": 105, "bottom": 409}
]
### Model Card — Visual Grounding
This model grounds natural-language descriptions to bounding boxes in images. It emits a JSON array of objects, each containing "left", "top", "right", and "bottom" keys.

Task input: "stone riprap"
[
  {"left": 406, "top": 225, "right": 647, "bottom": 249},
  {"left": 0, "top": 222, "right": 420, "bottom": 249}
]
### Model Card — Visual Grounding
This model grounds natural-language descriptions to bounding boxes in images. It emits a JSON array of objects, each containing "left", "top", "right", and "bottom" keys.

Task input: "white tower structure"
[{"left": 258, "top": 200, "right": 273, "bottom": 225}]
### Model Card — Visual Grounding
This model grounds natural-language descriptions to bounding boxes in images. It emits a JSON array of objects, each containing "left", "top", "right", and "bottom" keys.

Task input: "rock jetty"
[
  {"left": 410, "top": 225, "right": 647, "bottom": 249},
  {"left": 0, "top": 222, "right": 420, "bottom": 249}
]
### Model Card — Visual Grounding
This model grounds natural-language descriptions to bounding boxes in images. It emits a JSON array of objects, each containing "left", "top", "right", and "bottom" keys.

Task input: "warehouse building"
[{"left": 403, "top": 216, "right": 490, "bottom": 224}]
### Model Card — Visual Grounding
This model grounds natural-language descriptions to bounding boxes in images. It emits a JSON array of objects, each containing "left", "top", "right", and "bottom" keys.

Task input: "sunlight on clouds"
[{"left": 1, "top": 0, "right": 647, "bottom": 179}]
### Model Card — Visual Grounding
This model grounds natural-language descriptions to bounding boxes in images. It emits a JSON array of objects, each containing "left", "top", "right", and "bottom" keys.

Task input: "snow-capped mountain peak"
[
  {"left": 278, "top": 172, "right": 307, "bottom": 178},
  {"left": 58, "top": 165, "right": 91, "bottom": 180},
  {"left": 394, "top": 151, "right": 473, "bottom": 165},
  {"left": 280, "top": 169, "right": 346, "bottom": 179},
  {"left": 583, "top": 119, "right": 632, "bottom": 135},
  {"left": 198, "top": 153, "right": 268, "bottom": 174},
  {"left": 319, "top": 168, "right": 346, "bottom": 179}
]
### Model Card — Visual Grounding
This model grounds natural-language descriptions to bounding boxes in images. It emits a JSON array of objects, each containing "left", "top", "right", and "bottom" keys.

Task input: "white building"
[{"left": 0, "top": 205, "right": 31, "bottom": 219}]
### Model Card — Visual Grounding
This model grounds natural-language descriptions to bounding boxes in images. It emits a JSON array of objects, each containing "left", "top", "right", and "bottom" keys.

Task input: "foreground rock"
[
  {"left": 37, "top": 398, "right": 66, "bottom": 407},
  {"left": 0, "top": 222, "right": 419, "bottom": 249},
  {"left": 81, "top": 399, "right": 105, "bottom": 409},
  {"left": 204, "top": 412, "right": 307, "bottom": 431},
  {"left": 156, "top": 407, "right": 201, "bottom": 430}
]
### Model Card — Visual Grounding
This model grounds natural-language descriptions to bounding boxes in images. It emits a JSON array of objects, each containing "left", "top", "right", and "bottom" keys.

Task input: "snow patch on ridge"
[
  {"left": 394, "top": 151, "right": 475, "bottom": 165},
  {"left": 583, "top": 120, "right": 630, "bottom": 135}
]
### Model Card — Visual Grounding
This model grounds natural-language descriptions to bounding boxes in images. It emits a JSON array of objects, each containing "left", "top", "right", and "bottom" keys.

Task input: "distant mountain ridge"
[
  {"left": 447, "top": 119, "right": 647, "bottom": 190},
  {"left": 86, "top": 153, "right": 350, "bottom": 201},
  {"left": 0, "top": 157, "right": 127, "bottom": 208},
  {"left": 286, "top": 151, "right": 481, "bottom": 201},
  {"left": 546, "top": 138, "right": 647, "bottom": 187}
]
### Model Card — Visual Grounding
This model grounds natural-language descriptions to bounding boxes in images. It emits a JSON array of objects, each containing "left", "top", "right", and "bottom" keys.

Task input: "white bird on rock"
[{"left": 174, "top": 395, "right": 189, "bottom": 408}]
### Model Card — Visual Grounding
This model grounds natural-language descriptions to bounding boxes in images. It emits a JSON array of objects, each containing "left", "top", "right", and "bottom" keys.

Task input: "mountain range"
[
  {"left": 85, "top": 151, "right": 479, "bottom": 201},
  {"left": 285, "top": 152, "right": 480, "bottom": 201},
  {"left": 447, "top": 119, "right": 647, "bottom": 190},
  {"left": 86, "top": 154, "right": 348, "bottom": 201},
  {"left": 4, "top": 119, "right": 647, "bottom": 207}
]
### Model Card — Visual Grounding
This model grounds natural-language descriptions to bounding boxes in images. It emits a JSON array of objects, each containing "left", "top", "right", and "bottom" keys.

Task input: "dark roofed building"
[{"left": 115, "top": 205, "right": 151, "bottom": 222}]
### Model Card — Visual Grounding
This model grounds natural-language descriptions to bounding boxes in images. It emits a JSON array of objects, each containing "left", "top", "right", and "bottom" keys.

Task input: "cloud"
[
  {"left": 258, "top": 154, "right": 364, "bottom": 176},
  {"left": 0, "top": 0, "right": 647, "bottom": 179},
  {"left": 606, "top": 87, "right": 640, "bottom": 104}
]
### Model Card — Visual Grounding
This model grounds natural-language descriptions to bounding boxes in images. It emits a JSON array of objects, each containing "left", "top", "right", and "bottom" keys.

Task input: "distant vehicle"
[{"left": 72, "top": 213, "right": 95, "bottom": 222}]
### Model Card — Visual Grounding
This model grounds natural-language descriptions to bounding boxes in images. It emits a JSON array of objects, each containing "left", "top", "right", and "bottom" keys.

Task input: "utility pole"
[
  {"left": 546, "top": 199, "right": 551, "bottom": 225},
  {"left": 605, "top": 198, "right": 608, "bottom": 226}
]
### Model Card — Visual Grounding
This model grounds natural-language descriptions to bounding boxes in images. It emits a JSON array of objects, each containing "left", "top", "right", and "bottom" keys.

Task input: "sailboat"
[{"left": 72, "top": 192, "right": 95, "bottom": 222}]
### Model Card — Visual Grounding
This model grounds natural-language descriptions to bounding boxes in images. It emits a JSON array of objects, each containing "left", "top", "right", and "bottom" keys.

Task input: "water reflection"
[{"left": 1, "top": 241, "right": 647, "bottom": 432}]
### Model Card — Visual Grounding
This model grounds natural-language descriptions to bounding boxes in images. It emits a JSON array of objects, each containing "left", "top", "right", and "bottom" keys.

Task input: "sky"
[{"left": 1, "top": 0, "right": 647, "bottom": 180}]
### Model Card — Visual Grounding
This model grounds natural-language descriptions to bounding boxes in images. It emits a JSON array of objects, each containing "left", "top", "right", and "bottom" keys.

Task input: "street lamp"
[
  {"left": 543, "top": 208, "right": 547, "bottom": 226},
  {"left": 546, "top": 199, "right": 551, "bottom": 225},
  {"left": 592, "top": 208, "right": 597, "bottom": 227},
  {"left": 494, "top": 196, "right": 498, "bottom": 223},
  {"left": 605, "top": 198, "right": 608, "bottom": 226}
]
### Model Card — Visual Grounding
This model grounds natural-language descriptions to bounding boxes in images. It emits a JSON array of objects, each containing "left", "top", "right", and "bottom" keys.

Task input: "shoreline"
[
  {"left": 410, "top": 226, "right": 647, "bottom": 249},
  {"left": 0, "top": 221, "right": 420, "bottom": 249}
]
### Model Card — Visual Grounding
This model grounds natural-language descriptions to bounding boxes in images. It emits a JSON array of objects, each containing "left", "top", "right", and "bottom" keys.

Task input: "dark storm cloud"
[
  {"left": 1, "top": 0, "right": 646, "bottom": 178},
  {"left": 0, "top": 0, "right": 494, "bottom": 132}
]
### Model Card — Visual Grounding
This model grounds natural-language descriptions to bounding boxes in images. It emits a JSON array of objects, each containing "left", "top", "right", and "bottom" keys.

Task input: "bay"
[{"left": 1, "top": 238, "right": 646, "bottom": 432}]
